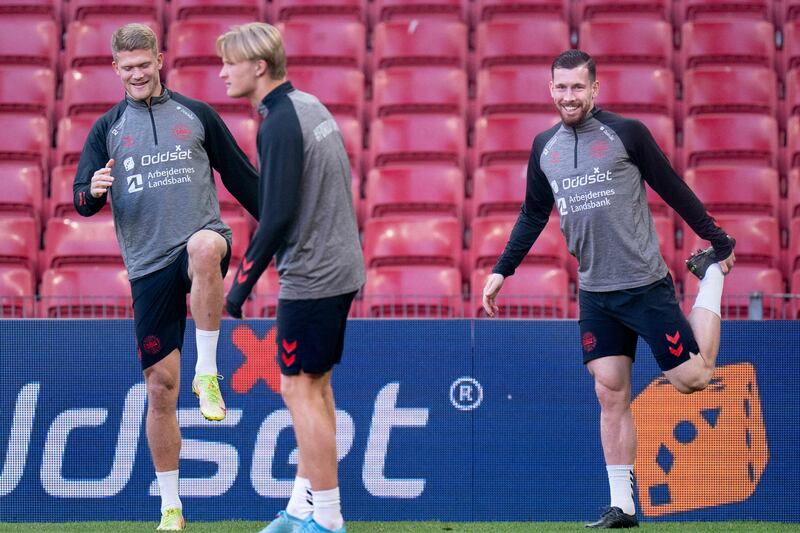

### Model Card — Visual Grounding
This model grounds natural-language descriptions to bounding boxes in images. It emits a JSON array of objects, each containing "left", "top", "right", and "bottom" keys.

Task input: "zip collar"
[
  {"left": 565, "top": 106, "right": 602, "bottom": 134},
  {"left": 125, "top": 85, "right": 171, "bottom": 109},
  {"left": 259, "top": 81, "right": 294, "bottom": 118}
]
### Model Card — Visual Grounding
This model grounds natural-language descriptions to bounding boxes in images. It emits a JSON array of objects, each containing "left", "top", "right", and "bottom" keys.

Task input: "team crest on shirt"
[
  {"left": 173, "top": 124, "right": 192, "bottom": 140},
  {"left": 591, "top": 139, "right": 610, "bottom": 159}
]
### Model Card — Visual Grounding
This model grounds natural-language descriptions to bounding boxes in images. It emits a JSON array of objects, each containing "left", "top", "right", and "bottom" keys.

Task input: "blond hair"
[
  {"left": 216, "top": 22, "right": 286, "bottom": 80},
  {"left": 111, "top": 23, "right": 159, "bottom": 61}
]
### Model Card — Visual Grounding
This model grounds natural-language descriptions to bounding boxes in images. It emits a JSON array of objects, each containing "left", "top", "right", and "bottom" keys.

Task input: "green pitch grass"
[{"left": 0, "top": 522, "right": 798, "bottom": 532}]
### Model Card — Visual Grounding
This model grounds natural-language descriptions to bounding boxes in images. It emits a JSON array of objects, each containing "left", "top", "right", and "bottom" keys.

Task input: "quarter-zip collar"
[
  {"left": 258, "top": 81, "right": 294, "bottom": 118},
  {"left": 124, "top": 85, "right": 171, "bottom": 109}
]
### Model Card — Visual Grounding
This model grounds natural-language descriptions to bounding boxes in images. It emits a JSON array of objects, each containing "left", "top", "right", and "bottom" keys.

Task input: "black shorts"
[
  {"left": 276, "top": 291, "right": 357, "bottom": 376},
  {"left": 578, "top": 274, "right": 697, "bottom": 371},
  {"left": 131, "top": 242, "right": 231, "bottom": 370}
]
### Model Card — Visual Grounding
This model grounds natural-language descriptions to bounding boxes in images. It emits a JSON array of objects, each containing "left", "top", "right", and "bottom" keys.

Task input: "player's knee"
[
  {"left": 594, "top": 381, "right": 629, "bottom": 411},
  {"left": 673, "top": 367, "right": 712, "bottom": 394},
  {"left": 146, "top": 371, "right": 179, "bottom": 406},
  {"left": 187, "top": 235, "right": 223, "bottom": 273}
]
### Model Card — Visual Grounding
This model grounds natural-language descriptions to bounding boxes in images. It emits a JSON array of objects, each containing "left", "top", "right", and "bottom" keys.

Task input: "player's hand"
[
  {"left": 90, "top": 159, "right": 115, "bottom": 198},
  {"left": 482, "top": 273, "right": 505, "bottom": 318},
  {"left": 719, "top": 250, "right": 736, "bottom": 275}
]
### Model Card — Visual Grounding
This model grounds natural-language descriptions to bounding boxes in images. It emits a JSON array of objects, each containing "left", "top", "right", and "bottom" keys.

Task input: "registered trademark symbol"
[{"left": 449, "top": 377, "right": 483, "bottom": 411}]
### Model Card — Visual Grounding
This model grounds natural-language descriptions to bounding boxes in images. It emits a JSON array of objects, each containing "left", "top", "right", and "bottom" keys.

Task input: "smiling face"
[
  {"left": 113, "top": 48, "right": 163, "bottom": 104},
  {"left": 549, "top": 65, "right": 599, "bottom": 127}
]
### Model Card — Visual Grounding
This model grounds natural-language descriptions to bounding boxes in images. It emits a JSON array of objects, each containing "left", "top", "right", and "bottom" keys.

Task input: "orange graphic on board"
[
  {"left": 230, "top": 325, "right": 281, "bottom": 394},
  {"left": 632, "top": 363, "right": 768, "bottom": 516}
]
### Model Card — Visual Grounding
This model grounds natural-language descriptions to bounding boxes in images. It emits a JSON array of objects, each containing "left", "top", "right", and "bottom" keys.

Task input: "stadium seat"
[
  {"left": 66, "top": 0, "right": 162, "bottom": 22},
  {"left": 0, "top": 265, "right": 35, "bottom": 318},
  {"left": 371, "top": 67, "right": 466, "bottom": 118},
  {"left": 0, "top": 162, "right": 43, "bottom": 222},
  {"left": 277, "top": 20, "right": 366, "bottom": 70},
  {"left": 627, "top": 113, "right": 676, "bottom": 164},
  {"left": 685, "top": 215, "right": 780, "bottom": 269},
  {"left": 166, "top": 67, "right": 251, "bottom": 115},
  {"left": 0, "top": 16, "right": 58, "bottom": 68},
  {"left": 476, "top": 65, "right": 553, "bottom": 116},
  {"left": 223, "top": 215, "right": 250, "bottom": 265},
  {"left": 680, "top": 20, "right": 775, "bottom": 72},
  {"left": 473, "top": 114, "right": 560, "bottom": 167},
  {"left": 788, "top": 169, "right": 800, "bottom": 219},
  {"left": 0, "top": 65, "right": 54, "bottom": 119},
  {"left": 40, "top": 265, "right": 132, "bottom": 318},
  {"left": 333, "top": 114, "right": 363, "bottom": 173},
  {"left": 593, "top": 66, "right": 674, "bottom": 117},
  {"left": 289, "top": 66, "right": 364, "bottom": 120},
  {"left": 61, "top": 67, "right": 124, "bottom": 117},
  {"left": 683, "top": 265, "right": 784, "bottom": 319},
  {"left": 475, "top": 0, "right": 566, "bottom": 21},
  {"left": 55, "top": 116, "right": 95, "bottom": 167},
  {"left": 578, "top": 19, "right": 672, "bottom": 67},
  {"left": 575, "top": 0, "right": 668, "bottom": 21},
  {"left": 470, "top": 215, "right": 567, "bottom": 269},
  {"left": 788, "top": 218, "right": 800, "bottom": 273},
  {"left": 652, "top": 215, "right": 676, "bottom": 270},
  {"left": 217, "top": 113, "right": 258, "bottom": 165},
  {"left": 678, "top": 0, "right": 772, "bottom": 22},
  {"left": 682, "top": 114, "right": 778, "bottom": 168},
  {"left": 684, "top": 165, "right": 779, "bottom": 217},
  {"left": 372, "top": 20, "right": 467, "bottom": 70},
  {"left": 65, "top": 18, "right": 162, "bottom": 69},
  {"left": 682, "top": 66, "right": 776, "bottom": 118},
  {"left": 363, "top": 216, "right": 461, "bottom": 267},
  {"left": 274, "top": 0, "right": 365, "bottom": 21},
  {"left": 211, "top": 171, "right": 246, "bottom": 217},
  {"left": 171, "top": 0, "right": 263, "bottom": 21},
  {"left": 0, "top": 113, "right": 49, "bottom": 171},
  {"left": 373, "top": 0, "right": 466, "bottom": 22},
  {"left": 252, "top": 265, "right": 281, "bottom": 317},
  {"left": 369, "top": 115, "right": 466, "bottom": 169},
  {"left": 470, "top": 164, "right": 527, "bottom": 218},
  {"left": 365, "top": 166, "right": 464, "bottom": 219},
  {"left": 0, "top": 216, "right": 38, "bottom": 271},
  {"left": 0, "top": 0, "right": 59, "bottom": 19},
  {"left": 475, "top": 19, "right": 569, "bottom": 69},
  {"left": 791, "top": 270, "right": 800, "bottom": 319},
  {"left": 167, "top": 19, "right": 250, "bottom": 69},
  {"left": 44, "top": 217, "right": 123, "bottom": 272},
  {"left": 471, "top": 265, "right": 569, "bottom": 318},
  {"left": 50, "top": 165, "right": 107, "bottom": 220},
  {"left": 362, "top": 265, "right": 462, "bottom": 318},
  {"left": 784, "top": 0, "right": 800, "bottom": 23}
]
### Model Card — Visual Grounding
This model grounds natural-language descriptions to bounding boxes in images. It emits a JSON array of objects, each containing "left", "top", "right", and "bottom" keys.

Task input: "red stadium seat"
[
  {"left": 62, "top": 67, "right": 123, "bottom": 117},
  {"left": 371, "top": 67, "right": 466, "bottom": 118},
  {"left": 788, "top": 218, "right": 800, "bottom": 273},
  {"left": 373, "top": 0, "right": 466, "bottom": 22},
  {"left": 212, "top": 171, "right": 246, "bottom": 217},
  {"left": 362, "top": 265, "right": 462, "bottom": 317},
  {"left": 166, "top": 67, "right": 251, "bottom": 115},
  {"left": 50, "top": 165, "right": 107, "bottom": 220},
  {"left": 55, "top": 116, "right": 95, "bottom": 167},
  {"left": 0, "top": 113, "right": 49, "bottom": 171},
  {"left": 578, "top": 19, "right": 672, "bottom": 68},
  {"left": 685, "top": 215, "right": 780, "bottom": 269},
  {"left": 594, "top": 66, "right": 674, "bottom": 117},
  {"left": 0, "top": 162, "right": 43, "bottom": 222},
  {"left": 171, "top": 0, "right": 263, "bottom": 21},
  {"left": 65, "top": 18, "right": 162, "bottom": 69},
  {"left": 372, "top": 20, "right": 467, "bottom": 70},
  {"left": 365, "top": 166, "right": 464, "bottom": 219},
  {"left": 0, "top": 0, "right": 59, "bottom": 18},
  {"left": 217, "top": 113, "right": 258, "bottom": 165},
  {"left": 252, "top": 265, "right": 281, "bottom": 317},
  {"left": 0, "top": 16, "right": 58, "bottom": 68},
  {"left": 475, "top": 0, "right": 566, "bottom": 21},
  {"left": 678, "top": 0, "right": 772, "bottom": 22},
  {"left": 333, "top": 114, "right": 363, "bottom": 173},
  {"left": 576, "top": 0, "right": 668, "bottom": 21},
  {"left": 683, "top": 265, "right": 784, "bottom": 319},
  {"left": 475, "top": 19, "right": 569, "bottom": 69},
  {"left": 66, "top": 0, "right": 161, "bottom": 22},
  {"left": 369, "top": 115, "right": 465, "bottom": 169},
  {"left": 0, "top": 217, "right": 38, "bottom": 271},
  {"left": 471, "top": 265, "right": 569, "bottom": 318},
  {"left": 40, "top": 265, "right": 132, "bottom": 318},
  {"left": 627, "top": 113, "right": 676, "bottom": 164},
  {"left": 0, "top": 66, "right": 54, "bottom": 119},
  {"left": 476, "top": 65, "right": 553, "bottom": 116},
  {"left": 473, "top": 114, "right": 560, "bottom": 167},
  {"left": 0, "top": 265, "right": 35, "bottom": 318},
  {"left": 277, "top": 20, "right": 366, "bottom": 70},
  {"left": 784, "top": 69, "right": 800, "bottom": 119},
  {"left": 680, "top": 20, "right": 775, "bottom": 72},
  {"left": 791, "top": 270, "right": 800, "bottom": 319},
  {"left": 289, "top": 66, "right": 364, "bottom": 119},
  {"left": 650, "top": 215, "right": 675, "bottom": 270},
  {"left": 789, "top": 169, "right": 800, "bottom": 219},
  {"left": 470, "top": 215, "right": 567, "bottom": 269},
  {"left": 682, "top": 66, "right": 776, "bottom": 118},
  {"left": 44, "top": 217, "right": 123, "bottom": 272},
  {"left": 223, "top": 215, "right": 250, "bottom": 265},
  {"left": 167, "top": 19, "right": 250, "bottom": 69},
  {"left": 274, "top": 0, "right": 365, "bottom": 21},
  {"left": 363, "top": 216, "right": 461, "bottom": 267},
  {"left": 471, "top": 164, "right": 526, "bottom": 218},
  {"left": 682, "top": 114, "right": 778, "bottom": 169},
  {"left": 684, "top": 165, "right": 779, "bottom": 217}
]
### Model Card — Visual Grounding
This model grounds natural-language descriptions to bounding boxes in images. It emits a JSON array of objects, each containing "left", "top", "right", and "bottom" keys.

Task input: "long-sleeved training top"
[
  {"left": 226, "top": 81, "right": 365, "bottom": 313},
  {"left": 73, "top": 87, "right": 259, "bottom": 281},
  {"left": 493, "top": 107, "right": 732, "bottom": 292}
]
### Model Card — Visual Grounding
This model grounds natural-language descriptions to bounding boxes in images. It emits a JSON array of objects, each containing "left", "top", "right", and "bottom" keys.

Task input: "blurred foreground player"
[{"left": 73, "top": 23, "right": 259, "bottom": 530}]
